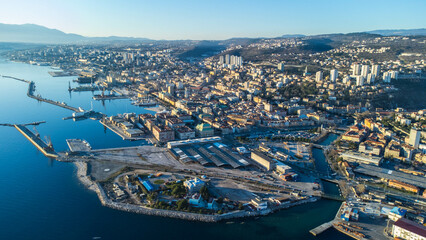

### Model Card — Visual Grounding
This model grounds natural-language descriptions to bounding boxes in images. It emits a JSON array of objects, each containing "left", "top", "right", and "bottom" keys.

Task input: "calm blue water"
[
  {"left": 0, "top": 59, "right": 350, "bottom": 240},
  {"left": 313, "top": 133, "right": 339, "bottom": 174}
]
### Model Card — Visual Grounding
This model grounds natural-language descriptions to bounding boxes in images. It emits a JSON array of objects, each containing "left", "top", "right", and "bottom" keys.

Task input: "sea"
[{"left": 0, "top": 58, "right": 351, "bottom": 240}]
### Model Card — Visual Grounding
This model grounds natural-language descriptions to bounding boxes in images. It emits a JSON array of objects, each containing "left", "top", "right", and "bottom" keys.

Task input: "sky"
[{"left": 0, "top": 0, "right": 425, "bottom": 40}]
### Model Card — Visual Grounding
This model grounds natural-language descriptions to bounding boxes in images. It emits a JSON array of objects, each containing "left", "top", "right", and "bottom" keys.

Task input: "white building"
[
  {"left": 392, "top": 218, "right": 426, "bottom": 240},
  {"left": 366, "top": 73, "right": 375, "bottom": 84},
  {"left": 184, "top": 178, "right": 205, "bottom": 193},
  {"left": 316, "top": 71, "right": 323, "bottom": 82},
  {"left": 390, "top": 70, "right": 399, "bottom": 79},
  {"left": 330, "top": 69, "right": 338, "bottom": 82},
  {"left": 356, "top": 76, "right": 364, "bottom": 86},
  {"left": 361, "top": 65, "right": 370, "bottom": 77},
  {"left": 383, "top": 72, "right": 391, "bottom": 83},
  {"left": 352, "top": 63, "right": 361, "bottom": 76},
  {"left": 409, "top": 128, "right": 421, "bottom": 149},
  {"left": 219, "top": 55, "right": 224, "bottom": 65},
  {"left": 277, "top": 62, "right": 285, "bottom": 72},
  {"left": 230, "top": 55, "right": 243, "bottom": 66},
  {"left": 371, "top": 64, "right": 381, "bottom": 76}
]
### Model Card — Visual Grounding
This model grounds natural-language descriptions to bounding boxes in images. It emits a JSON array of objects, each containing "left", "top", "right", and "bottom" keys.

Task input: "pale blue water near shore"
[{"left": 0, "top": 58, "right": 350, "bottom": 240}]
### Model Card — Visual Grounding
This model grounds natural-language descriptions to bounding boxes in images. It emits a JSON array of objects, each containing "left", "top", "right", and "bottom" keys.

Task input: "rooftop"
[
  {"left": 354, "top": 164, "right": 426, "bottom": 189},
  {"left": 394, "top": 218, "right": 426, "bottom": 237}
]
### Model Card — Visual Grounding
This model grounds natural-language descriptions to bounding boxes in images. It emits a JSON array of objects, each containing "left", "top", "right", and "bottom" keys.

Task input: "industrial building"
[
  {"left": 388, "top": 179, "right": 419, "bottom": 194},
  {"left": 354, "top": 164, "right": 426, "bottom": 189},
  {"left": 392, "top": 218, "right": 426, "bottom": 240},
  {"left": 340, "top": 151, "right": 383, "bottom": 166},
  {"left": 167, "top": 139, "right": 249, "bottom": 169},
  {"left": 251, "top": 151, "right": 276, "bottom": 171}
]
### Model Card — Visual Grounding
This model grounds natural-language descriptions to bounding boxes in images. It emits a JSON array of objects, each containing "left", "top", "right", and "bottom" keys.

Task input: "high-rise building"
[
  {"left": 352, "top": 63, "right": 361, "bottom": 76},
  {"left": 278, "top": 62, "right": 285, "bottom": 72},
  {"left": 409, "top": 128, "right": 421, "bottom": 149},
  {"left": 315, "top": 71, "right": 323, "bottom": 82},
  {"left": 228, "top": 55, "right": 242, "bottom": 67},
  {"left": 366, "top": 73, "right": 375, "bottom": 84},
  {"left": 356, "top": 76, "right": 364, "bottom": 86},
  {"left": 383, "top": 72, "right": 391, "bottom": 83},
  {"left": 330, "top": 69, "right": 338, "bottom": 82},
  {"left": 225, "top": 54, "right": 230, "bottom": 65},
  {"left": 361, "top": 65, "right": 370, "bottom": 77},
  {"left": 371, "top": 64, "right": 381, "bottom": 76},
  {"left": 390, "top": 71, "right": 399, "bottom": 79},
  {"left": 219, "top": 56, "right": 224, "bottom": 65}
]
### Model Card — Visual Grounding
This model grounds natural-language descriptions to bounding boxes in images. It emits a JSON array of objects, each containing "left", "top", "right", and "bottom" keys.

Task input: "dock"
[
  {"left": 27, "top": 81, "right": 82, "bottom": 112},
  {"left": 310, "top": 201, "right": 345, "bottom": 236},
  {"left": 66, "top": 139, "right": 92, "bottom": 152},
  {"left": 14, "top": 125, "right": 58, "bottom": 158},
  {"left": 310, "top": 221, "right": 334, "bottom": 236},
  {"left": 99, "top": 119, "right": 146, "bottom": 141},
  {"left": 2, "top": 75, "right": 84, "bottom": 113},
  {"left": 334, "top": 222, "right": 367, "bottom": 240}
]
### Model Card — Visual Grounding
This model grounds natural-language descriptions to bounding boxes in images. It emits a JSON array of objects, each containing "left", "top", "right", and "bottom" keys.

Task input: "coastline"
[{"left": 73, "top": 161, "right": 319, "bottom": 223}]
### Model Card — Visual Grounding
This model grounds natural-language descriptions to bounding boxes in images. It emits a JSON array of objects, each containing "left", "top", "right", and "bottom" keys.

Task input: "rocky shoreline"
[{"left": 74, "top": 161, "right": 319, "bottom": 223}]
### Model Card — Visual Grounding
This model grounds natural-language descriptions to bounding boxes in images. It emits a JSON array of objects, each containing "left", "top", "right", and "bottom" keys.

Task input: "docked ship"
[
  {"left": 74, "top": 72, "right": 97, "bottom": 84},
  {"left": 93, "top": 89, "right": 127, "bottom": 100},
  {"left": 69, "top": 83, "right": 98, "bottom": 92},
  {"left": 131, "top": 98, "right": 157, "bottom": 107},
  {"left": 72, "top": 107, "right": 97, "bottom": 118}
]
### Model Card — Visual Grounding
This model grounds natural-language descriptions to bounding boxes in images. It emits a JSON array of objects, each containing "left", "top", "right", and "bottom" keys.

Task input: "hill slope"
[{"left": 0, "top": 23, "right": 150, "bottom": 44}]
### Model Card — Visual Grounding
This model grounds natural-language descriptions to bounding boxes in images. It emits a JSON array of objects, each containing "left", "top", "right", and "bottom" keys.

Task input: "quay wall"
[{"left": 74, "top": 161, "right": 318, "bottom": 222}]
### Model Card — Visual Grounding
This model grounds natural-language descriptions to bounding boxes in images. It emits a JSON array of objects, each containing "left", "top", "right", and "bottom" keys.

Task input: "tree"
[
  {"left": 200, "top": 185, "right": 210, "bottom": 200},
  {"left": 177, "top": 199, "right": 189, "bottom": 211},
  {"left": 171, "top": 183, "right": 186, "bottom": 197}
]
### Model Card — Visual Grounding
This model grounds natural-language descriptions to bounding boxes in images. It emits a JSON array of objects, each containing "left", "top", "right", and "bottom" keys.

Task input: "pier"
[
  {"left": 27, "top": 81, "right": 82, "bottom": 112},
  {"left": 14, "top": 125, "right": 58, "bottom": 158},
  {"left": 0, "top": 121, "right": 46, "bottom": 127},
  {"left": 1, "top": 75, "right": 31, "bottom": 83},
  {"left": 310, "top": 221, "right": 334, "bottom": 236},
  {"left": 2, "top": 75, "right": 84, "bottom": 113},
  {"left": 310, "top": 202, "right": 345, "bottom": 236}
]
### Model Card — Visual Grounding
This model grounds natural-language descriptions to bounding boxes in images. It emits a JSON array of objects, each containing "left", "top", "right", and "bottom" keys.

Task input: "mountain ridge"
[
  {"left": 0, "top": 23, "right": 425, "bottom": 44},
  {"left": 0, "top": 23, "right": 151, "bottom": 44}
]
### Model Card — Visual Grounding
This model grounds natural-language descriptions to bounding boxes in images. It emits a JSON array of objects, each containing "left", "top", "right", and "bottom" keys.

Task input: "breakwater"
[{"left": 74, "top": 161, "right": 318, "bottom": 222}]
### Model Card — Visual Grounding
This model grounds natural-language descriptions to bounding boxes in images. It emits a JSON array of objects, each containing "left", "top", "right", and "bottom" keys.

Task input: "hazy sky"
[{"left": 0, "top": 0, "right": 425, "bottom": 40}]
